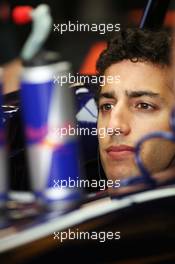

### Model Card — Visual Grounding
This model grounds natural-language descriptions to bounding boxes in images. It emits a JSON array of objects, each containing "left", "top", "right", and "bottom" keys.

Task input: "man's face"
[{"left": 97, "top": 60, "right": 175, "bottom": 181}]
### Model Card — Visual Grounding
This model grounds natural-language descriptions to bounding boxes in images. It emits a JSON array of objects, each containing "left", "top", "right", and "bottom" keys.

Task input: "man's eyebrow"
[
  {"left": 98, "top": 91, "right": 115, "bottom": 100},
  {"left": 126, "top": 90, "right": 160, "bottom": 98},
  {"left": 98, "top": 90, "right": 163, "bottom": 103}
]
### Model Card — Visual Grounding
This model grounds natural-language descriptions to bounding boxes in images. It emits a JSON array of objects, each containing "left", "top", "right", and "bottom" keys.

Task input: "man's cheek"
[
  {"left": 138, "top": 139, "right": 165, "bottom": 172},
  {"left": 98, "top": 137, "right": 106, "bottom": 150}
]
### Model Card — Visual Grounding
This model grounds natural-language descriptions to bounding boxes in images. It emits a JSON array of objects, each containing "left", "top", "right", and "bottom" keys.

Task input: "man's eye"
[
  {"left": 100, "top": 103, "right": 113, "bottom": 112},
  {"left": 136, "top": 103, "right": 155, "bottom": 110}
]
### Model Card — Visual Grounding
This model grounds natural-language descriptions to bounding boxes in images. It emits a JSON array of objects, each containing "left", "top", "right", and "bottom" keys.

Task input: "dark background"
[
  {"left": 1, "top": 0, "right": 175, "bottom": 71},
  {"left": 0, "top": 0, "right": 156, "bottom": 71}
]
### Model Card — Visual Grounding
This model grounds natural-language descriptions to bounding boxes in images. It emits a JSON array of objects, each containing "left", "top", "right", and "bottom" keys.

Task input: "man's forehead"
[
  {"left": 101, "top": 65, "right": 174, "bottom": 98},
  {"left": 104, "top": 60, "right": 173, "bottom": 84}
]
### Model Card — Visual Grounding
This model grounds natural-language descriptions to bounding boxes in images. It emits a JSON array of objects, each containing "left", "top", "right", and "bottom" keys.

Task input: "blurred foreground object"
[{"left": 19, "top": 51, "right": 83, "bottom": 211}]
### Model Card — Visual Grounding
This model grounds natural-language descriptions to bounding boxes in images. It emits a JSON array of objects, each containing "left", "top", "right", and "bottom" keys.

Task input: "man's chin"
[{"left": 105, "top": 166, "right": 139, "bottom": 181}]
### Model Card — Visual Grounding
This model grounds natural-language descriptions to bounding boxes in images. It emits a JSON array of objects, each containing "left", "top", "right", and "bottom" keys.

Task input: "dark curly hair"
[{"left": 96, "top": 28, "right": 172, "bottom": 75}]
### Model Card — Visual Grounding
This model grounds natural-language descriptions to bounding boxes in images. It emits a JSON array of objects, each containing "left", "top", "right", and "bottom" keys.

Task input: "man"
[{"left": 96, "top": 28, "right": 175, "bottom": 190}]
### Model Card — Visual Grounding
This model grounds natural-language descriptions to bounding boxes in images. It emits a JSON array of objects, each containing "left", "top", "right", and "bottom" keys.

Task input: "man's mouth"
[{"left": 105, "top": 145, "right": 135, "bottom": 160}]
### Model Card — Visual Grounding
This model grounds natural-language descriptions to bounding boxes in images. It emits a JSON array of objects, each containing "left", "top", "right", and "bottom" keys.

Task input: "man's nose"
[{"left": 108, "top": 104, "right": 131, "bottom": 136}]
